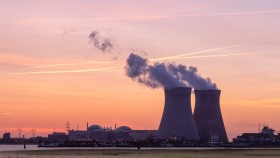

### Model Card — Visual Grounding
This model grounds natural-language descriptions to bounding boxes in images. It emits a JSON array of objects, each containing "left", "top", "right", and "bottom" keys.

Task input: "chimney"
[
  {"left": 87, "top": 122, "right": 89, "bottom": 131},
  {"left": 158, "top": 87, "right": 200, "bottom": 140},
  {"left": 193, "top": 90, "right": 228, "bottom": 142}
]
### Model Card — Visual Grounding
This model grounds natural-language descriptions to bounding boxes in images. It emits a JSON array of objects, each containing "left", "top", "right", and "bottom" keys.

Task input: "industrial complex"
[
  {"left": 65, "top": 87, "right": 228, "bottom": 144},
  {"left": 68, "top": 125, "right": 157, "bottom": 142},
  {"left": 1, "top": 87, "right": 231, "bottom": 146},
  {"left": 2, "top": 87, "right": 280, "bottom": 147}
]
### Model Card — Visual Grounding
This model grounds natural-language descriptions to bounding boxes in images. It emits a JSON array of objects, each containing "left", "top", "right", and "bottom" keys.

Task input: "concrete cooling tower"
[
  {"left": 158, "top": 87, "right": 200, "bottom": 140},
  {"left": 193, "top": 90, "right": 228, "bottom": 142}
]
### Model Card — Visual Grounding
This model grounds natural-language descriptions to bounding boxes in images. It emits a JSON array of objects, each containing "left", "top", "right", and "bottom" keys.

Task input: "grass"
[{"left": 1, "top": 149, "right": 280, "bottom": 158}]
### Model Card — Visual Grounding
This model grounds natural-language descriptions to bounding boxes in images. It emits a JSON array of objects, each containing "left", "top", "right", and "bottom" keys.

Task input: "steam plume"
[
  {"left": 125, "top": 53, "right": 217, "bottom": 90},
  {"left": 89, "top": 31, "right": 114, "bottom": 52}
]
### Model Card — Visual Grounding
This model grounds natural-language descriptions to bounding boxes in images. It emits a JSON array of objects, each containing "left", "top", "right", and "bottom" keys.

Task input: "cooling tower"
[
  {"left": 193, "top": 90, "right": 228, "bottom": 142},
  {"left": 158, "top": 87, "right": 200, "bottom": 140}
]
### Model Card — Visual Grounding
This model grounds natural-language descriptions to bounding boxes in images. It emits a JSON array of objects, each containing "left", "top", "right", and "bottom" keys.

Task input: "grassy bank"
[{"left": 1, "top": 149, "right": 280, "bottom": 158}]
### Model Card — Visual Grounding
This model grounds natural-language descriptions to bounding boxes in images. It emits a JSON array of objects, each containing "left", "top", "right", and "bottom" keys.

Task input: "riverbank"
[{"left": 1, "top": 149, "right": 280, "bottom": 158}]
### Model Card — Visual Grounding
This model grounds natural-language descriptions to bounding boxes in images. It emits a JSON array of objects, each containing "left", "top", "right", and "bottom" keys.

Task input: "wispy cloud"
[
  {"left": 10, "top": 66, "right": 123, "bottom": 75},
  {"left": 3, "top": 112, "right": 12, "bottom": 115},
  {"left": 160, "top": 52, "right": 278, "bottom": 61},
  {"left": 23, "top": 37, "right": 280, "bottom": 70},
  {"left": 27, "top": 9, "right": 280, "bottom": 23},
  {"left": 24, "top": 61, "right": 124, "bottom": 69},
  {"left": 152, "top": 37, "right": 280, "bottom": 61},
  {"left": 12, "top": 51, "right": 277, "bottom": 75},
  {"left": 224, "top": 98, "right": 280, "bottom": 108}
]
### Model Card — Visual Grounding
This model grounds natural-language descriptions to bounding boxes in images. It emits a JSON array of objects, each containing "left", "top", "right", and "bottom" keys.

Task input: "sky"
[{"left": 0, "top": 0, "right": 280, "bottom": 140}]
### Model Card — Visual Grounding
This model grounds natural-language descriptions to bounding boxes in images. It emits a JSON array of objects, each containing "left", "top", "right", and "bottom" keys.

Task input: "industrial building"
[
  {"left": 158, "top": 87, "right": 199, "bottom": 140},
  {"left": 2, "top": 133, "right": 11, "bottom": 139},
  {"left": 193, "top": 90, "right": 228, "bottom": 143},
  {"left": 68, "top": 124, "right": 157, "bottom": 142},
  {"left": 48, "top": 132, "right": 68, "bottom": 143},
  {"left": 233, "top": 125, "right": 280, "bottom": 146},
  {"left": 157, "top": 87, "right": 228, "bottom": 144}
]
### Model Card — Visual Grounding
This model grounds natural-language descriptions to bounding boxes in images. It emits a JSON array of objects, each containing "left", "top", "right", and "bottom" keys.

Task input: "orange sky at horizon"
[{"left": 1, "top": 0, "right": 280, "bottom": 141}]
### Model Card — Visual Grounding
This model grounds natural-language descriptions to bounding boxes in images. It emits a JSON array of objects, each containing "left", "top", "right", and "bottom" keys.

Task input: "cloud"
[
  {"left": 28, "top": 10, "right": 280, "bottom": 22},
  {"left": 10, "top": 66, "right": 122, "bottom": 75},
  {"left": 23, "top": 36, "right": 280, "bottom": 69},
  {"left": 88, "top": 31, "right": 114, "bottom": 53},
  {"left": 3, "top": 112, "right": 12, "bottom": 115},
  {"left": 125, "top": 53, "right": 217, "bottom": 90}
]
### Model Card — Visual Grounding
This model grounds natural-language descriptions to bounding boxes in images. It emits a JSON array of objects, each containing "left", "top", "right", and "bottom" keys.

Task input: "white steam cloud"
[{"left": 125, "top": 53, "right": 217, "bottom": 90}]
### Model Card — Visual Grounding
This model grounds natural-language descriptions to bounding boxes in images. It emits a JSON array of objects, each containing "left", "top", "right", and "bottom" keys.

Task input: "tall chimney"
[
  {"left": 193, "top": 90, "right": 228, "bottom": 142},
  {"left": 158, "top": 87, "right": 200, "bottom": 140}
]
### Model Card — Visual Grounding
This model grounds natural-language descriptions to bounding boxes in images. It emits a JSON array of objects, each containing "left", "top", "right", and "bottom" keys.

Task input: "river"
[{"left": 1, "top": 145, "right": 280, "bottom": 151}]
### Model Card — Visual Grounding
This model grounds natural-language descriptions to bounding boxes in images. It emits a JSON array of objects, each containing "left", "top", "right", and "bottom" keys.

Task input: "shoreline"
[{"left": 1, "top": 148, "right": 280, "bottom": 158}]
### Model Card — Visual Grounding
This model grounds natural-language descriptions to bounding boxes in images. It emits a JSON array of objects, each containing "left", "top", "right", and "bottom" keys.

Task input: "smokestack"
[
  {"left": 193, "top": 90, "right": 228, "bottom": 142},
  {"left": 158, "top": 87, "right": 200, "bottom": 140}
]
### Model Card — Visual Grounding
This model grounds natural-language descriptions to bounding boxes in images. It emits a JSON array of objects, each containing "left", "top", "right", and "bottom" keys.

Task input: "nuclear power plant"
[
  {"left": 193, "top": 90, "right": 228, "bottom": 142},
  {"left": 125, "top": 53, "right": 228, "bottom": 142},
  {"left": 158, "top": 87, "right": 200, "bottom": 140},
  {"left": 157, "top": 87, "right": 228, "bottom": 143}
]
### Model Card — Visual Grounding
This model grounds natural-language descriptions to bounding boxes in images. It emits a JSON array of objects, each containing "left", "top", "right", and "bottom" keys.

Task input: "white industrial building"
[{"left": 68, "top": 124, "right": 157, "bottom": 142}]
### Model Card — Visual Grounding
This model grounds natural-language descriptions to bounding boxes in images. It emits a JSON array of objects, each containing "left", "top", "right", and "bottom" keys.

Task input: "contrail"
[
  {"left": 11, "top": 66, "right": 123, "bottom": 75},
  {"left": 24, "top": 37, "right": 280, "bottom": 69},
  {"left": 32, "top": 9, "right": 280, "bottom": 22},
  {"left": 25, "top": 60, "right": 124, "bottom": 69},
  {"left": 15, "top": 52, "right": 277, "bottom": 75},
  {"left": 152, "top": 37, "right": 280, "bottom": 61},
  {"left": 164, "top": 52, "right": 278, "bottom": 60}
]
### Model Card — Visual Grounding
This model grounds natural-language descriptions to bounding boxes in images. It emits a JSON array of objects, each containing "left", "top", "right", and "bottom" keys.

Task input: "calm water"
[
  {"left": 0, "top": 145, "right": 40, "bottom": 151},
  {"left": 0, "top": 145, "right": 103, "bottom": 151},
  {"left": 0, "top": 145, "right": 146, "bottom": 151},
  {"left": 1, "top": 145, "right": 279, "bottom": 151}
]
